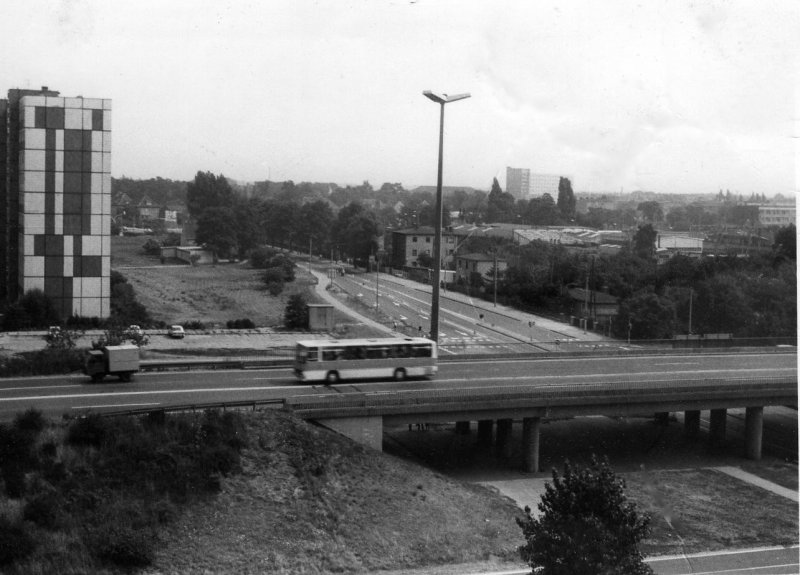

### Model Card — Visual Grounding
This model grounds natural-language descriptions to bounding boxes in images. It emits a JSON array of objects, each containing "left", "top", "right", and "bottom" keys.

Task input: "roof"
[
  {"left": 456, "top": 252, "right": 507, "bottom": 263},
  {"left": 566, "top": 288, "right": 619, "bottom": 305}
]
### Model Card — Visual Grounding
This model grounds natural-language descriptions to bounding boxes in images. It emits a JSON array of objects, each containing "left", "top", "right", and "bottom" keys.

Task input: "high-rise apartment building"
[
  {"left": 1, "top": 87, "right": 112, "bottom": 318},
  {"left": 506, "top": 166, "right": 564, "bottom": 200}
]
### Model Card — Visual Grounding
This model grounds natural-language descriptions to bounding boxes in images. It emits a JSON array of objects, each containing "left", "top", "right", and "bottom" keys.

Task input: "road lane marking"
[
  {"left": 0, "top": 384, "right": 83, "bottom": 392},
  {"left": 0, "top": 387, "right": 288, "bottom": 402}
]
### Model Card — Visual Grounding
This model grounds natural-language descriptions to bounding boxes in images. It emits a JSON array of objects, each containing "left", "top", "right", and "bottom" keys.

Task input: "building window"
[
  {"left": 426, "top": 237, "right": 431, "bottom": 243},
  {"left": 412, "top": 236, "right": 418, "bottom": 242},
  {"left": 412, "top": 249, "right": 418, "bottom": 256},
  {"left": 446, "top": 237, "right": 454, "bottom": 243}
]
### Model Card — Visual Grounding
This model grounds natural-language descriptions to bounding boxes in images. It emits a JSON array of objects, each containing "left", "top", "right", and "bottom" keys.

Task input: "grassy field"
[{"left": 111, "top": 235, "right": 380, "bottom": 335}]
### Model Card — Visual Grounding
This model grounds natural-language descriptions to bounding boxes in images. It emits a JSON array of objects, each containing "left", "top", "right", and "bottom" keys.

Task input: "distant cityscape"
[{"left": 1, "top": 86, "right": 796, "bottom": 323}]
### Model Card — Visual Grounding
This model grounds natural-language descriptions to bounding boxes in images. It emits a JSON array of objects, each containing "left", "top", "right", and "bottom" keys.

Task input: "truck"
[{"left": 84, "top": 344, "right": 140, "bottom": 383}]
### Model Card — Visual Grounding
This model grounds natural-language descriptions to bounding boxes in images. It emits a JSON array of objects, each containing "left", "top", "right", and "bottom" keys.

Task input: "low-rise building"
[
  {"left": 759, "top": 204, "right": 796, "bottom": 228},
  {"left": 455, "top": 253, "right": 508, "bottom": 284}
]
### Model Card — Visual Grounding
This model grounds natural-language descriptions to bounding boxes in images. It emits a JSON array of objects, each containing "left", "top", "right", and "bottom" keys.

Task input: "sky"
[{"left": 3, "top": 0, "right": 798, "bottom": 195}]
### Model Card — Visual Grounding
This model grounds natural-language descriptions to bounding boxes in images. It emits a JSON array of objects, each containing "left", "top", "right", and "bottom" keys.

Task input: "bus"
[{"left": 294, "top": 337, "right": 437, "bottom": 383}]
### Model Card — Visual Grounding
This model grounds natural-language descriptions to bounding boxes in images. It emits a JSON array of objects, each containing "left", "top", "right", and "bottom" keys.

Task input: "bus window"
[
  {"left": 322, "top": 348, "right": 341, "bottom": 361},
  {"left": 343, "top": 346, "right": 366, "bottom": 360},
  {"left": 366, "top": 347, "right": 388, "bottom": 359},
  {"left": 412, "top": 345, "right": 432, "bottom": 358},
  {"left": 306, "top": 347, "right": 318, "bottom": 362}
]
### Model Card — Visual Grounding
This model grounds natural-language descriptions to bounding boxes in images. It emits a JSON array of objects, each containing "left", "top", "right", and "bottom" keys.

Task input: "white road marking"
[{"left": 0, "top": 384, "right": 83, "bottom": 392}]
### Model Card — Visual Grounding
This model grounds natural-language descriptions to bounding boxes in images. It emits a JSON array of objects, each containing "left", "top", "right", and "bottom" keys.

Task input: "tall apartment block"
[
  {"left": 0, "top": 87, "right": 112, "bottom": 319},
  {"left": 506, "top": 167, "right": 564, "bottom": 200}
]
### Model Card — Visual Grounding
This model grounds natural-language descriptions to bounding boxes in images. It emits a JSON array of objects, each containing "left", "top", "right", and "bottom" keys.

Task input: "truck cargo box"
[{"left": 104, "top": 344, "right": 140, "bottom": 372}]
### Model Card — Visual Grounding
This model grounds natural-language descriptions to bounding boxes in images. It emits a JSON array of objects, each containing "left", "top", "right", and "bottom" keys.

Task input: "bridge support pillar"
[
  {"left": 745, "top": 406, "right": 764, "bottom": 460},
  {"left": 709, "top": 409, "right": 727, "bottom": 445},
  {"left": 655, "top": 412, "right": 670, "bottom": 426},
  {"left": 477, "top": 420, "right": 493, "bottom": 447},
  {"left": 522, "top": 417, "right": 541, "bottom": 473},
  {"left": 455, "top": 421, "right": 471, "bottom": 435},
  {"left": 684, "top": 410, "right": 701, "bottom": 439},
  {"left": 496, "top": 419, "right": 513, "bottom": 458}
]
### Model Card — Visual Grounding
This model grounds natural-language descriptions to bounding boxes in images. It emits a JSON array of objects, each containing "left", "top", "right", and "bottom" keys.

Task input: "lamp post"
[{"left": 422, "top": 90, "right": 470, "bottom": 344}]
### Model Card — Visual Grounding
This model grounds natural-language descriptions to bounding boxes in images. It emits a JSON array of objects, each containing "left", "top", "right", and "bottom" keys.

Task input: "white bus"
[{"left": 294, "top": 337, "right": 437, "bottom": 383}]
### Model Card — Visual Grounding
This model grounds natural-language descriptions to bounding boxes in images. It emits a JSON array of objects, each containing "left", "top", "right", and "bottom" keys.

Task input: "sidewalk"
[{"left": 309, "top": 268, "right": 394, "bottom": 335}]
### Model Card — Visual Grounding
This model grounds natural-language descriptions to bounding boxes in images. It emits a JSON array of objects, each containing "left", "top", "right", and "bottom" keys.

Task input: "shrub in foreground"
[
  {"left": 517, "top": 455, "right": 653, "bottom": 575},
  {"left": 0, "top": 515, "right": 36, "bottom": 566}
]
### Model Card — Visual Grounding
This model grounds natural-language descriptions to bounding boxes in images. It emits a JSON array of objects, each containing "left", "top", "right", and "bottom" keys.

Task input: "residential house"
[
  {"left": 566, "top": 287, "right": 619, "bottom": 329},
  {"left": 455, "top": 253, "right": 507, "bottom": 285},
  {"left": 137, "top": 194, "right": 160, "bottom": 223}
]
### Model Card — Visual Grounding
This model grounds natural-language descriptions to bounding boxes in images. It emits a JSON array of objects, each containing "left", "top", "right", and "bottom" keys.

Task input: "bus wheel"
[
  {"left": 91, "top": 373, "right": 104, "bottom": 383},
  {"left": 325, "top": 371, "right": 340, "bottom": 384},
  {"left": 393, "top": 368, "right": 406, "bottom": 381}
]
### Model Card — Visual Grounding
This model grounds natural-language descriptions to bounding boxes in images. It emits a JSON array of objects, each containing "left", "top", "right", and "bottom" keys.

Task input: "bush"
[
  {"left": 226, "top": 318, "right": 256, "bottom": 329},
  {"left": 263, "top": 266, "right": 285, "bottom": 285},
  {"left": 87, "top": 521, "right": 155, "bottom": 568},
  {"left": 517, "top": 455, "right": 652, "bottom": 575},
  {"left": 182, "top": 320, "right": 206, "bottom": 330},
  {"left": 267, "top": 280, "right": 284, "bottom": 296},
  {"left": 250, "top": 246, "right": 278, "bottom": 269},
  {"left": 284, "top": 294, "right": 309, "bottom": 329},
  {"left": 14, "top": 408, "right": 46, "bottom": 434},
  {"left": 142, "top": 238, "right": 162, "bottom": 256},
  {"left": 67, "top": 414, "right": 108, "bottom": 448},
  {"left": 0, "top": 515, "right": 36, "bottom": 566},
  {"left": 23, "top": 489, "right": 63, "bottom": 529}
]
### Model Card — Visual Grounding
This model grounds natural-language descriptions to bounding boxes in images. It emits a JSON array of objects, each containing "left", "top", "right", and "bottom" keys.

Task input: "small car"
[
  {"left": 168, "top": 325, "right": 185, "bottom": 339},
  {"left": 126, "top": 325, "right": 143, "bottom": 338}
]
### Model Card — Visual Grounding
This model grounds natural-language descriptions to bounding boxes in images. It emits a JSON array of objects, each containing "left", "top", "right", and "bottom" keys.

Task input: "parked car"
[
  {"left": 126, "top": 325, "right": 143, "bottom": 338},
  {"left": 168, "top": 325, "right": 185, "bottom": 339}
]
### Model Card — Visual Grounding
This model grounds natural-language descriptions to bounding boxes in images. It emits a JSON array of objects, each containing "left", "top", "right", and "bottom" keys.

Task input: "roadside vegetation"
[
  {"left": 0, "top": 408, "right": 524, "bottom": 574},
  {"left": 0, "top": 408, "right": 246, "bottom": 573}
]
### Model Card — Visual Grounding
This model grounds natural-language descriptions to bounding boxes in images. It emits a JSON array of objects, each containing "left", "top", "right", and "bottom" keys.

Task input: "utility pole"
[{"left": 493, "top": 252, "right": 498, "bottom": 307}]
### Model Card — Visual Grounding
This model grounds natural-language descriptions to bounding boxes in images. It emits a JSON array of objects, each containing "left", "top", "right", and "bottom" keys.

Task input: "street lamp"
[{"left": 422, "top": 90, "right": 471, "bottom": 344}]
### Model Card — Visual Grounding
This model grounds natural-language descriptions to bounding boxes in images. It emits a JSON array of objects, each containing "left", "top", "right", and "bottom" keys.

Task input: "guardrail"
[
  {"left": 284, "top": 376, "right": 798, "bottom": 419},
  {"left": 83, "top": 398, "right": 285, "bottom": 420}
]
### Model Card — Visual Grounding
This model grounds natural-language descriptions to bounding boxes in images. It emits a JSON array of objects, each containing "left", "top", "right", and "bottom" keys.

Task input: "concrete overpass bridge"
[{"left": 285, "top": 374, "right": 797, "bottom": 472}]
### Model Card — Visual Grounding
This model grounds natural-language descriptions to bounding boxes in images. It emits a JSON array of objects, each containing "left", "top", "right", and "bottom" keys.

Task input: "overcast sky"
[{"left": 3, "top": 1, "right": 797, "bottom": 195}]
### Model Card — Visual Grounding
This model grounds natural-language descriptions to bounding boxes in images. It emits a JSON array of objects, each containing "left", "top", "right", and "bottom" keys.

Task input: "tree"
[
  {"left": 614, "top": 291, "right": 676, "bottom": 340},
  {"left": 284, "top": 294, "right": 308, "bottom": 329},
  {"left": 517, "top": 456, "right": 653, "bottom": 575},
  {"left": 637, "top": 201, "right": 663, "bottom": 223},
  {"left": 333, "top": 202, "right": 379, "bottom": 264},
  {"left": 556, "top": 177, "right": 576, "bottom": 220},
  {"left": 632, "top": 224, "right": 657, "bottom": 259},
  {"left": 194, "top": 206, "right": 239, "bottom": 260},
  {"left": 486, "top": 177, "right": 516, "bottom": 223},
  {"left": 773, "top": 223, "right": 796, "bottom": 262},
  {"left": 186, "top": 172, "right": 235, "bottom": 219}
]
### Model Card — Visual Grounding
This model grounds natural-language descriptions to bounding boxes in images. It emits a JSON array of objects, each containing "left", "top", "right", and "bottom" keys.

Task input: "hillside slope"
[{"left": 147, "top": 409, "right": 524, "bottom": 574}]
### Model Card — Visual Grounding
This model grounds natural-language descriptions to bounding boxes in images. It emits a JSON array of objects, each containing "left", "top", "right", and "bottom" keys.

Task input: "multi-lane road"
[
  {"left": 331, "top": 270, "right": 604, "bottom": 352},
  {"left": 1, "top": 351, "right": 794, "bottom": 421}
]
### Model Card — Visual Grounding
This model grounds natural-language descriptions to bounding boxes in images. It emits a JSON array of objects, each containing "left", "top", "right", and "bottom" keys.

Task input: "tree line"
[{"left": 187, "top": 171, "right": 795, "bottom": 341}]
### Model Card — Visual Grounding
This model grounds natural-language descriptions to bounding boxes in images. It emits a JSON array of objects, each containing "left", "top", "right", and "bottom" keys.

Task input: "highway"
[
  {"left": 1, "top": 351, "right": 795, "bottom": 420},
  {"left": 331, "top": 270, "right": 603, "bottom": 352}
]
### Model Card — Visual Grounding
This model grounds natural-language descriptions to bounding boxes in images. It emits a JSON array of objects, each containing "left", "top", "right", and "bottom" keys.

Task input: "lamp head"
[{"left": 423, "top": 91, "right": 471, "bottom": 104}]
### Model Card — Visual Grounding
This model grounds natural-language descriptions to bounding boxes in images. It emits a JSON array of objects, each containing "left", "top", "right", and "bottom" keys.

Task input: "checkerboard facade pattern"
[{"left": 2, "top": 89, "right": 112, "bottom": 318}]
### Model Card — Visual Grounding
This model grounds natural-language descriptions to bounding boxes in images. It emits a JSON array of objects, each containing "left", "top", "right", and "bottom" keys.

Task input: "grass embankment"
[{"left": 0, "top": 409, "right": 524, "bottom": 574}]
